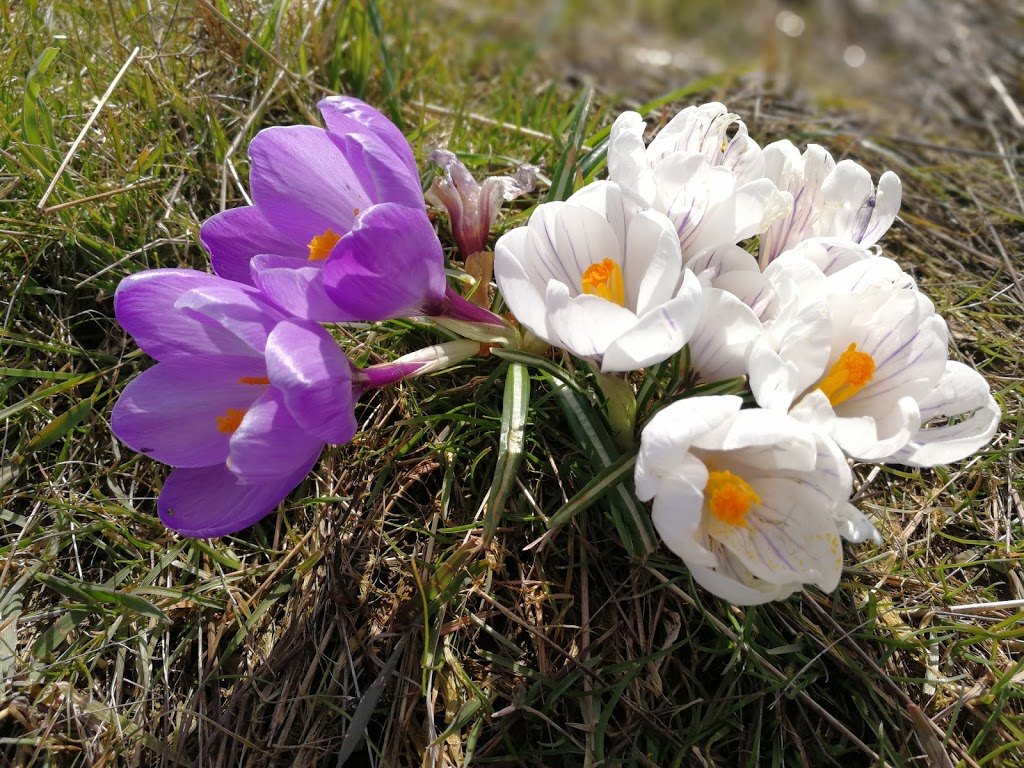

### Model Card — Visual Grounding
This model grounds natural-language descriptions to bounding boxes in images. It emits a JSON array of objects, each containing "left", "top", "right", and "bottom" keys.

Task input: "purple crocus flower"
[
  {"left": 200, "top": 96, "right": 496, "bottom": 327},
  {"left": 111, "top": 268, "right": 359, "bottom": 536},
  {"left": 112, "top": 268, "right": 485, "bottom": 537}
]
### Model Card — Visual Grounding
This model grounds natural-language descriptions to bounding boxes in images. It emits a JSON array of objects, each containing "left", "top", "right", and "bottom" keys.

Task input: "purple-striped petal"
[
  {"left": 264, "top": 319, "right": 358, "bottom": 445},
  {"left": 157, "top": 453, "right": 320, "bottom": 538},
  {"left": 226, "top": 389, "right": 325, "bottom": 483},
  {"left": 201, "top": 206, "right": 305, "bottom": 286},
  {"left": 321, "top": 203, "right": 447, "bottom": 321},
  {"left": 111, "top": 357, "right": 268, "bottom": 468}
]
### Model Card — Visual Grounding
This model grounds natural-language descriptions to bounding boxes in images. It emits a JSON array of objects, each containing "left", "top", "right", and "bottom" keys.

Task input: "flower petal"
[
  {"left": 321, "top": 203, "right": 447, "bottom": 321},
  {"left": 625, "top": 209, "right": 683, "bottom": 315},
  {"left": 607, "top": 111, "right": 656, "bottom": 205},
  {"left": 158, "top": 454, "right": 320, "bottom": 538},
  {"left": 248, "top": 125, "right": 371, "bottom": 244},
  {"left": 687, "top": 287, "right": 763, "bottom": 382},
  {"left": 892, "top": 361, "right": 1001, "bottom": 466},
  {"left": 494, "top": 227, "right": 552, "bottom": 342},
  {"left": 601, "top": 270, "right": 702, "bottom": 372},
  {"left": 174, "top": 281, "right": 285, "bottom": 353},
  {"left": 318, "top": 95, "right": 418, "bottom": 182},
  {"left": 688, "top": 552, "right": 801, "bottom": 605},
  {"left": 650, "top": 469, "right": 718, "bottom": 568},
  {"left": 709, "top": 478, "right": 844, "bottom": 592},
  {"left": 112, "top": 357, "right": 267, "bottom": 468},
  {"left": 545, "top": 282, "right": 638, "bottom": 362},
  {"left": 201, "top": 206, "right": 304, "bottom": 286},
  {"left": 264, "top": 319, "right": 358, "bottom": 445},
  {"left": 227, "top": 389, "right": 325, "bottom": 483},
  {"left": 250, "top": 254, "right": 354, "bottom": 322},
  {"left": 332, "top": 131, "right": 424, "bottom": 209},
  {"left": 115, "top": 269, "right": 264, "bottom": 360}
]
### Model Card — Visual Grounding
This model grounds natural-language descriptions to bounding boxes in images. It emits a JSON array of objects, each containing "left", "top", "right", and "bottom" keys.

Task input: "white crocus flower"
[
  {"left": 758, "top": 140, "right": 902, "bottom": 268},
  {"left": 608, "top": 109, "right": 791, "bottom": 263},
  {"left": 635, "top": 395, "right": 859, "bottom": 605},
  {"left": 494, "top": 181, "right": 703, "bottom": 373},
  {"left": 749, "top": 256, "right": 1000, "bottom": 465}
]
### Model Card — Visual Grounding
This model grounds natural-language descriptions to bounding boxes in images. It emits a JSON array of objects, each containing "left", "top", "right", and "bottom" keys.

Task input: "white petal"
[
  {"left": 819, "top": 160, "right": 874, "bottom": 240},
  {"left": 709, "top": 478, "right": 844, "bottom": 592},
  {"left": 687, "top": 287, "right": 763, "bottom": 382},
  {"left": 494, "top": 227, "right": 552, "bottom": 342},
  {"left": 553, "top": 203, "right": 623, "bottom": 291},
  {"left": 688, "top": 556, "right": 801, "bottom": 605},
  {"left": 748, "top": 339, "right": 803, "bottom": 413},
  {"left": 565, "top": 180, "right": 633, "bottom": 250},
  {"left": 626, "top": 210, "right": 683, "bottom": 315},
  {"left": 685, "top": 243, "right": 759, "bottom": 282},
  {"left": 893, "top": 361, "right": 1001, "bottom": 466},
  {"left": 601, "top": 272, "right": 702, "bottom": 372},
  {"left": 650, "top": 470, "right": 718, "bottom": 569},
  {"left": 707, "top": 408, "right": 818, "bottom": 472},
  {"left": 861, "top": 171, "right": 902, "bottom": 246},
  {"left": 607, "top": 112, "right": 656, "bottom": 205},
  {"left": 638, "top": 396, "right": 743, "bottom": 471},
  {"left": 834, "top": 503, "right": 883, "bottom": 545},
  {"left": 545, "top": 282, "right": 638, "bottom": 361}
]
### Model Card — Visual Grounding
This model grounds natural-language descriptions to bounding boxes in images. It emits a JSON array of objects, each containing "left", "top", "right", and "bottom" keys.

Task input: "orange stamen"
[
  {"left": 238, "top": 376, "right": 270, "bottom": 385},
  {"left": 705, "top": 469, "right": 761, "bottom": 527},
  {"left": 216, "top": 408, "right": 247, "bottom": 434},
  {"left": 581, "top": 258, "right": 625, "bottom": 306},
  {"left": 816, "top": 343, "right": 876, "bottom": 407},
  {"left": 307, "top": 228, "right": 342, "bottom": 261}
]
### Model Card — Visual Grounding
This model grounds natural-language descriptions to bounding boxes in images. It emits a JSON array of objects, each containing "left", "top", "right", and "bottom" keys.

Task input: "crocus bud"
[{"left": 427, "top": 149, "right": 537, "bottom": 259}]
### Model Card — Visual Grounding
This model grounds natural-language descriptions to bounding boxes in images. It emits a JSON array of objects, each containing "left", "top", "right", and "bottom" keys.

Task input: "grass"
[{"left": 1, "top": 0, "right": 1023, "bottom": 765}]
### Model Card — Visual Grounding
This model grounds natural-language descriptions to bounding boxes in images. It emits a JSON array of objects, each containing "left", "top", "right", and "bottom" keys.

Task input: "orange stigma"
[
  {"left": 307, "top": 228, "right": 342, "bottom": 261},
  {"left": 816, "top": 343, "right": 876, "bottom": 407},
  {"left": 216, "top": 408, "right": 247, "bottom": 434},
  {"left": 238, "top": 376, "right": 270, "bottom": 385},
  {"left": 581, "top": 258, "right": 625, "bottom": 305},
  {"left": 705, "top": 469, "right": 761, "bottom": 527}
]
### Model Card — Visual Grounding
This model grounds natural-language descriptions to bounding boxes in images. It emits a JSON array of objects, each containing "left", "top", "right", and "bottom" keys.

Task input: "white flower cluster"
[{"left": 494, "top": 103, "right": 1000, "bottom": 605}]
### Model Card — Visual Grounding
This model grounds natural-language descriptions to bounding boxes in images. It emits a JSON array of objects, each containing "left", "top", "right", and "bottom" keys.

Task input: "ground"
[{"left": 1, "top": 0, "right": 1022, "bottom": 766}]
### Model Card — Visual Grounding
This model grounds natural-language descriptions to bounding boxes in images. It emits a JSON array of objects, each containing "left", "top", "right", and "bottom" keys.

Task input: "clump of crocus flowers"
[{"left": 113, "top": 96, "right": 1000, "bottom": 605}]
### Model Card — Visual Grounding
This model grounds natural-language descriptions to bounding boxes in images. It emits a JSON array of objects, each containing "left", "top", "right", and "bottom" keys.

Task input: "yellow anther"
[
  {"left": 581, "top": 258, "right": 625, "bottom": 306},
  {"left": 216, "top": 408, "right": 247, "bottom": 434},
  {"left": 816, "top": 343, "right": 876, "bottom": 407},
  {"left": 705, "top": 469, "right": 761, "bottom": 527},
  {"left": 307, "top": 228, "right": 342, "bottom": 261}
]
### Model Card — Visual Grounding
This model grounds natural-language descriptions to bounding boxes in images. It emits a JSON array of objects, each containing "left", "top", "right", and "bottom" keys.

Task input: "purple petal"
[
  {"left": 201, "top": 206, "right": 305, "bottom": 286},
  {"left": 158, "top": 453, "right": 320, "bottom": 538},
  {"left": 115, "top": 269, "right": 265, "bottom": 360},
  {"left": 248, "top": 125, "right": 372, "bottom": 244},
  {"left": 264, "top": 319, "right": 358, "bottom": 444},
  {"left": 321, "top": 203, "right": 447, "bottom": 321},
  {"left": 174, "top": 282, "right": 286, "bottom": 354},
  {"left": 227, "top": 389, "right": 325, "bottom": 483},
  {"left": 112, "top": 357, "right": 268, "bottom": 468},
  {"left": 333, "top": 131, "right": 424, "bottom": 209},
  {"left": 250, "top": 254, "right": 355, "bottom": 322},
  {"left": 318, "top": 95, "right": 418, "bottom": 181}
]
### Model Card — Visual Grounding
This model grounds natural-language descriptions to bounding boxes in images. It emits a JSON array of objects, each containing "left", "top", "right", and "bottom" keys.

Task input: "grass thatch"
[{"left": 1, "top": 0, "right": 1022, "bottom": 765}]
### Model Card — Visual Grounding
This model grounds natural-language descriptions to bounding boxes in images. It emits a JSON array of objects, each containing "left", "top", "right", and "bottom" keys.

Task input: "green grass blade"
[
  {"left": 544, "top": 85, "right": 595, "bottom": 203},
  {"left": 482, "top": 361, "right": 530, "bottom": 544}
]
